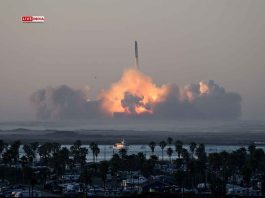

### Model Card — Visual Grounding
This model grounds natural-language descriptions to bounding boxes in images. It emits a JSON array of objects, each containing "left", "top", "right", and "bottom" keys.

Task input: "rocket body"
[{"left": 135, "top": 40, "right": 139, "bottom": 69}]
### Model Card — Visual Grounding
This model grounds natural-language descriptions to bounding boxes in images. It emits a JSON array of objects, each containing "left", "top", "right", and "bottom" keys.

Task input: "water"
[
  {"left": 2, "top": 120, "right": 265, "bottom": 162},
  {"left": 18, "top": 144, "right": 265, "bottom": 162},
  {"left": 1, "top": 120, "right": 265, "bottom": 132}
]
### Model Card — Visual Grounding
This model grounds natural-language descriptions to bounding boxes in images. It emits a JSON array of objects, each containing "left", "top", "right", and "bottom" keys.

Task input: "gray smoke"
[
  {"left": 31, "top": 80, "right": 241, "bottom": 120},
  {"left": 30, "top": 85, "right": 100, "bottom": 120},
  {"left": 121, "top": 92, "right": 151, "bottom": 114},
  {"left": 154, "top": 80, "right": 241, "bottom": 120}
]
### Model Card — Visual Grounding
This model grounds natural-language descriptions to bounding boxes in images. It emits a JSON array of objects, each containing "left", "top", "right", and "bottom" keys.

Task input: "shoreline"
[{"left": 0, "top": 129, "right": 264, "bottom": 145}]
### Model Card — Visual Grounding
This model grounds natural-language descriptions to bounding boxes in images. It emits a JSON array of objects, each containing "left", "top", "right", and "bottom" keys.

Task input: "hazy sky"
[{"left": 0, "top": 0, "right": 265, "bottom": 121}]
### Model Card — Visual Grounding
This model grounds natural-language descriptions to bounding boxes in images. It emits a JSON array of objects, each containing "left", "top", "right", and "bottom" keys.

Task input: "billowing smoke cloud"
[
  {"left": 154, "top": 81, "right": 241, "bottom": 120},
  {"left": 121, "top": 92, "right": 149, "bottom": 114},
  {"left": 30, "top": 85, "right": 100, "bottom": 120},
  {"left": 31, "top": 68, "right": 241, "bottom": 120}
]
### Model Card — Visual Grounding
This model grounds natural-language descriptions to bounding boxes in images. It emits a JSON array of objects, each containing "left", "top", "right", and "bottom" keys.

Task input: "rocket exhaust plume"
[
  {"left": 99, "top": 69, "right": 241, "bottom": 119},
  {"left": 135, "top": 40, "right": 139, "bottom": 69},
  {"left": 99, "top": 68, "right": 169, "bottom": 116},
  {"left": 31, "top": 70, "right": 241, "bottom": 120},
  {"left": 31, "top": 41, "right": 242, "bottom": 120}
]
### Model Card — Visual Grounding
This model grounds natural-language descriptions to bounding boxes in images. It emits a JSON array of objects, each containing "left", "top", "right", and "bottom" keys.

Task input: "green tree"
[
  {"left": 10, "top": 140, "right": 21, "bottom": 163},
  {"left": 149, "top": 155, "right": 158, "bottom": 162},
  {"left": 38, "top": 143, "right": 53, "bottom": 164},
  {"left": 119, "top": 148, "right": 127, "bottom": 159},
  {"left": 167, "top": 137, "right": 173, "bottom": 146},
  {"left": 159, "top": 141, "right": 167, "bottom": 161},
  {"left": 248, "top": 144, "right": 256, "bottom": 156},
  {"left": 167, "top": 147, "right": 173, "bottom": 162},
  {"left": 181, "top": 148, "right": 190, "bottom": 163},
  {"left": 241, "top": 165, "right": 252, "bottom": 186},
  {"left": 142, "top": 160, "right": 155, "bottom": 177},
  {"left": 70, "top": 140, "right": 84, "bottom": 166},
  {"left": 51, "top": 142, "right": 61, "bottom": 155},
  {"left": 2, "top": 140, "right": 21, "bottom": 164},
  {"left": 110, "top": 154, "right": 121, "bottom": 175},
  {"left": 23, "top": 144, "right": 35, "bottom": 163},
  {"left": 80, "top": 168, "right": 93, "bottom": 197},
  {"left": 94, "top": 147, "right": 100, "bottom": 162},
  {"left": 30, "top": 142, "right": 39, "bottom": 163},
  {"left": 196, "top": 144, "right": 207, "bottom": 184},
  {"left": 89, "top": 142, "right": 99, "bottom": 163},
  {"left": 189, "top": 142, "right": 196, "bottom": 158},
  {"left": 196, "top": 143, "right": 206, "bottom": 162},
  {"left": 149, "top": 141, "right": 156, "bottom": 154},
  {"left": 175, "top": 140, "right": 183, "bottom": 158},
  {"left": 99, "top": 161, "right": 109, "bottom": 189},
  {"left": 0, "top": 140, "right": 6, "bottom": 158},
  {"left": 51, "top": 147, "right": 70, "bottom": 176},
  {"left": 20, "top": 155, "right": 29, "bottom": 184},
  {"left": 137, "top": 152, "right": 146, "bottom": 169},
  {"left": 174, "top": 170, "right": 185, "bottom": 195}
]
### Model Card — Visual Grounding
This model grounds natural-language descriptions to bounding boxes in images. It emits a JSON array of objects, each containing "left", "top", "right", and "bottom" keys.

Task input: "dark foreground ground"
[
  {"left": 0, "top": 128, "right": 265, "bottom": 145},
  {"left": 62, "top": 193, "right": 258, "bottom": 198}
]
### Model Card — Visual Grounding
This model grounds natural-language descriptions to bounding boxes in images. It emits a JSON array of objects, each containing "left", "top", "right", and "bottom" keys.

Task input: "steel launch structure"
[{"left": 135, "top": 40, "right": 139, "bottom": 69}]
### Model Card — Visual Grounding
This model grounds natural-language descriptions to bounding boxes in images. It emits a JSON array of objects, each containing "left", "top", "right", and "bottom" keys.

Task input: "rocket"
[{"left": 135, "top": 40, "right": 139, "bottom": 69}]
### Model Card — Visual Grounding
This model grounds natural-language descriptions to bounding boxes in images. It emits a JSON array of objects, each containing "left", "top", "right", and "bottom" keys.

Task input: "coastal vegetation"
[{"left": 0, "top": 138, "right": 264, "bottom": 197}]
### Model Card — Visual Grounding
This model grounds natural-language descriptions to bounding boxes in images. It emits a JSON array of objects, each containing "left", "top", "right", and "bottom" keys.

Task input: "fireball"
[{"left": 99, "top": 68, "right": 169, "bottom": 116}]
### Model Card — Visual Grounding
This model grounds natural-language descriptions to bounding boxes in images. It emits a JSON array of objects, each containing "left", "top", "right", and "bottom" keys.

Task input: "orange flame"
[
  {"left": 199, "top": 81, "right": 210, "bottom": 95},
  {"left": 99, "top": 68, "right": 169, "bottom": 116}
]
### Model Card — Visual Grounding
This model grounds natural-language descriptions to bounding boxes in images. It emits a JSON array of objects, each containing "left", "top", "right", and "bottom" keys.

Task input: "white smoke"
[
  {"left": 31, "top": 80, "right": 241, "bottom": 120},
  {"left": 154, "top": 80, "right": 241, "bottom": 119},
  {"left": 30, "top": 85, "right": 100, "bottom": 120}
]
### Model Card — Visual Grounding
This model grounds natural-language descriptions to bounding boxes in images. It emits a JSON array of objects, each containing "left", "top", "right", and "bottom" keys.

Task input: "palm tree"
[
  {"left": 110, "top": 154, "right": 121, "bottom": 175},
  {"left": 196, "top": 143, "right": 206, "bottom": 162},
  {"left": 30, "top": 142, "right": 39, "bottom": 151},
  {"left": 2, "top": 149, "right": 12, "bottom": 166},
  {"left": 181, "top": 148, "right": 190, "bottom": 163},
  {"left": 196, "top": 143, "right": 207, "bottom": 185},
  {"left": 0, "top": 140, "right": 6, "bottom": 159},
  {"left": 150, "top": 155, "right": 158, "bottom": 162},
  {"left": 94, "top": 146, "right": 100, "bottom": 162},
  {"left": 23, "top": 144, "right": 34, "bottom": 163},
  {"left": 30, "top": 142, "right": 39, "bottom": 163},
  {"left": 189, "top": 142, "right": 196, "bottom": 158},
  {"left": 70, "top": 140, "right": 83, "bottom": 166},
  {"left": 174, "top": 170, "right": 185, "bottom": 195},
  {"left": 80, "top": 147, "right": 88, "bottom": 167},
  {"left": 80, "top": 168, "right": 93, "bottom": 197},
  {"left": 167, "top": 137, "right": 173, "bottom": 146},
  {"left": 137, "top": 152, "right": 146, "bottom": 168},
  {"left": 241, "top": 165, "right": 252, "bottom": 186},
  {"left": 167, "top": 147, "right": 173, "bottom": 162},
  {"left": 30, "top": 173, "right": 37, "bottom": 197},
  {"left": 159, "top": 141, "right": 167, "bottom": 161},
  {"left": 119, "top": 148, "right": 127, "bottom": 159},
  {"left": 20, "top": 155, "right": 28, "bottom": 184},
  {"left": 51, "top": 142, "right": 61, "bottom": 155},
  {"left": 99, "top": 161, "right": 109, "bottom": 189},
  {"left": 248, "top": 144, "right": 256, "bottom": 156},
  {"left": 10, "top": 140, "right": 21, "bottom": 163},
  {"left": 89, "top": 142, "right": 99, "bottom": 163},
  {"left": 73, "top": 140, "right": 82, "bottom": 150},
  {"left": 175, "top": 140, "right": 183, "bottom": 158},
  {"left": 51, "top": 147, "right": 70, "bottom": 175},
  {"left": 38, "top": 143, "right": 53, "bottom": 165},
  {"left": 149, "top": 141, "right": 156, "bottom": 154}
]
